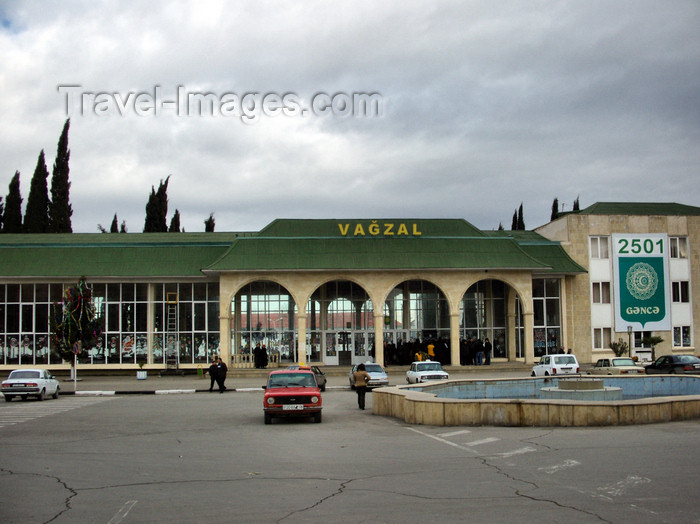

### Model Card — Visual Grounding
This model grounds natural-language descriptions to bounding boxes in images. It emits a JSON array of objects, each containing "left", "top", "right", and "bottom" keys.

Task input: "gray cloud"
[{"left": 1, "top": 0, "right": 698, "bottom": 233}]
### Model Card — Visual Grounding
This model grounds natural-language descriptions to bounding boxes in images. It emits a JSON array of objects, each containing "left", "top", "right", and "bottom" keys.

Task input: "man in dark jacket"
[
  {"left": 216, "top": 357, "right": 228, "bottom": 393},
  {"left": 208, "top": 358, "right": 219, "bottom": 392},
  {"left": 484, "top": 337, "right": 492, "bottom": 365}
]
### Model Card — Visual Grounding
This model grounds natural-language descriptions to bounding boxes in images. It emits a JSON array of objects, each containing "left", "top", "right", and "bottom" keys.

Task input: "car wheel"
[
  {"left": 544, "top": 371, "right": 550, "bottom": 376},
  {"left": 531, "top": 371, "right": 536, "bottom": 377},
  {"left": 4, "top": 395, "right": 12, "bottom": 402},
  {"left": 668, "top": 368, "right": 675, "bottom": 374},
  {"left": 313, "top": 412, "right": 322, "bottom": 423},
  {"left": 264, "top": 413, "right": 272, "bottom": 425},
  {"left": 52, "top": 387, "right": 60, "bottom": 399},
  {"left": 37, "top": 389, "right": 45, "bottom": 401}
]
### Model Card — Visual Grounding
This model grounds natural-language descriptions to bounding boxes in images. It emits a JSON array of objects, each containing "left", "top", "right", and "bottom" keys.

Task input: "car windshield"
[
  {"left": 268, "top": 373, "right": 316, "bottom": 388},
  {"left": 553, "top": 356, "right": 576, "bottom": 365},
  {"left": 9, "top": 370, "right": 40, "bottom": 379},
  {"left": 612, "top": 358, "right": 636, "bottom": 366},
  {"left": 365, "top": 364, "right": 384, "bottom": 373},
  {"left": 418, "top": 363, "right": 443, "bottom": 371}
]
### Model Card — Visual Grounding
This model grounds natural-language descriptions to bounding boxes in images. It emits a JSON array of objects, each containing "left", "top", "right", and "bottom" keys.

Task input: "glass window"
[
  {"left": 672, "top": 281, "right": 690, "bottom": 303},
  {"left": 670, "top": 237, "right": 688, "bottom": 259},
  {"left": 673, "top": 326, "right": 691, "bottom": 348},
  {"left": 593, "top": 327, "right": 612, "bottom": 349},
  {"left": 592, "top": 282, "right": 611, "bottom": 304},
  {"left": 590, "top": 237, "right": 609, "bottom": 259}
]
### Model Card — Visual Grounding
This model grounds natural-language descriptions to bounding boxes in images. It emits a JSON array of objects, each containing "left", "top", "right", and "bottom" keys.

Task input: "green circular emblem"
[{"left": 625, "top": 262, "right": 658, "bottom": 300}]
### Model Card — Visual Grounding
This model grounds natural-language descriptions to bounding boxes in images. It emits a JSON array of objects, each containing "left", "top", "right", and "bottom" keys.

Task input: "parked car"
[
  {"left": 588, "top": 357, "right": 644, "bottom": 375},
  {"left": 349, "top": 362, "right": 389, "bottom": 389},
  {"left": 262, "top": 368, "right": 322, "bottom": 424},
  {"left": 644, "top": 354, "right": 700, "bottom": 375},
  {"left": 406, "top": 360, "right": 449, "bottom": 384},
  {"left": 531, "top": 354, "right": 580, "bottom": 377},
  {"left": 286, "top": 364, "right": 326, "bottom": 391},
  {"left": 2, "top": 369, "right": 60, "bottom": 402}
]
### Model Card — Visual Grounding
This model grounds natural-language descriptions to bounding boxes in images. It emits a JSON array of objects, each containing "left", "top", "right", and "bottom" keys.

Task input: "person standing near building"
[
  {"left": 352, "top": 363, "right": 371, "bottom": 410},
  {"left": 475, "top": 338, "right": 484, "bottom": 365},
  {"left": 208, "top": 358, "right": 219, "bottom": 392},
  {"left": 216, "top": 357, "right": 228, "bottom": 393},
  {"left": 484, "top": 337, "right": 492, "bottom": 365}
]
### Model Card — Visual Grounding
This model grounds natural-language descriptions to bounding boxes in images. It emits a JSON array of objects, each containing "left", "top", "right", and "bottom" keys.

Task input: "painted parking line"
[
  {"left": 538, "top": 459, "right": 581, "bottom": 474},
  {"left": 490, "top": 446, "right": 536, "bottom": 458},
  {"left": 437, "top": 429, "right": 472, "bottom": 437},
  {"left": 464, "top": 437, "right": 500, "bottom": 446},
  {"left": 0, "top": 397, "right": 115, "bottom": 428}
]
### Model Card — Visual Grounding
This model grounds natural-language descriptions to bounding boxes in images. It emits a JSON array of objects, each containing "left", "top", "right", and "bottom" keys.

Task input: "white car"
[
  {"left": 406, "top": 360, "right": 449, "bottom": 384},
  {"left": 531, "top": 354, "right": 580, "bottom": 377},
  {"left": 2, "top": 369, "right": 61, "bottom": 401},
  {"left": 349, "top": 362, "right": 389, "bottom": 389},
  {"left": 588, "top": 357, "right": 644, "bottom": 375}
]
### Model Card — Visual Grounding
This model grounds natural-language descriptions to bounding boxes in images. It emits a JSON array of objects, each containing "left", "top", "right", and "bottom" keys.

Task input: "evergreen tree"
[
  {"left": 51, "top": 277, "right": 103, "bottom": 367},
  {"left": 120, "top": 220, "right": 127, "bottom": 233},
  {"left": 48, "top": 119, "right": 73, "bottom": 233},
  {"left": 204, "top": 213, "right": 215, "bottom": 232},
  {"left": 110, "top": 214, "right": 119, "bottom": 233},
  {"left": 573, "top": 196, "right": 580, "bottom": 211},
  {"left": 550, "top": 197, "right": 559, "bottom": 221},
  {"left": 3, "top": 171, "right": 23, "bottom": 233},
  {"left": 0, "top": 196, "right": 4, "bottom": 232},
  {"left": 510, "top": 210, "right": 518, "bottom": 231},
  {"left": 169, "top": 209, "right": 181, "bottom": 232},
  {"left": 497, "top": 222, "right": 504, "bottom": 231},
  {"left": 517, "top": 203, "right": 525, "bottom": 230},
  {"left": 143, "top": 176, "right": 170, "bottom": 232},
  {"left": 23, "top": 150, "right": 51, "bottom": 233}
]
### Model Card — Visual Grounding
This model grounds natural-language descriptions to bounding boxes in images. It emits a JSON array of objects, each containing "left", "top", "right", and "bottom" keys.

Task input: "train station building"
[{"left": 0, "top": 202, "right": 697, "bottom": 372}]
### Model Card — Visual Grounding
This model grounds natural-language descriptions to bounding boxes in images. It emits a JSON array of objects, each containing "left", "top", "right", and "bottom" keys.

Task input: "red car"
[{"left": 263, "top": 368, "right": 322, "bottom": 424}]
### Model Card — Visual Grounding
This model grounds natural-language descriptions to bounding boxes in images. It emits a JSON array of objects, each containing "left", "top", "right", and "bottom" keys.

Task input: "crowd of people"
[{"left": 382, "top": 336, "right": 493, "bottom": 366}]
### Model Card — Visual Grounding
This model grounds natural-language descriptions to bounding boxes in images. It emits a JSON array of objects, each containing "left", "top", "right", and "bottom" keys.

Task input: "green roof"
[
  {"left": 0, "top": 220, "right": 586, "bottom": 277},
  {"left": 0, "top": 233, "right": 241, "bottom": 278},
  {"left": 204, "top": 236, "right": 551, "bottom": 271},
  {"left": 258, "top": 218, "right": 486, "bottom": 238},
  {"left": 578, "top": 202, "right": 700, "bottom": 216},
  {"left": 484, "top": 230, "right": 586, "bottom": 274}
]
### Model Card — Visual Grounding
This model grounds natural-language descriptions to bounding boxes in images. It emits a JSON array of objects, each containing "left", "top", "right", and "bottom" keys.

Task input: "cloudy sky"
[{"left": 1, "top": 1, "right": 698, "bottom": 233}]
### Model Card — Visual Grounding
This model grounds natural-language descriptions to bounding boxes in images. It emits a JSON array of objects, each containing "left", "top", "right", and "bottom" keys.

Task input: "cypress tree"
[
  {"left": 49, "top": 119, "right": 73, "bottom": 233},
  {"left": 573, "top": 196, "right": 580, "bottom": 211},
  {"left": 120, "top": 220, "right": 127, "bottom": 233},
  {"left": 144, "top": 176, "right": 170, "bottom": 232},
  {"left": 168, "top": 209, "right": 181, "bottom": 232},
  {"left": 23, "top": 150, "right": 51, "bottom": 233},
  {"left": 0, "top": 197, "right": 4, "bottom": 232},
  {"left": 517, "top": 203, "right": 525, "bottom": 230},
  {"left": 550, "top": 197, "right": 559, "bottom": 221},
  {"left": 3, "top": 172, "right": 23, "bottom": 233},
  {"left": 110, "top": 214, "right": 119, "bottom": 233},
  {"left": 510, "top": 210, "right": 518, "bottom": 231},
  {"left": 204, "top": 213, "right": 215, "bottom": 232}
]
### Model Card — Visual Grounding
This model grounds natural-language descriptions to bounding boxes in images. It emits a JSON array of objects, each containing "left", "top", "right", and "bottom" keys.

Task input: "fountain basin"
[{"left": 371, "top": 375, "right": 700, "bottom": 427}]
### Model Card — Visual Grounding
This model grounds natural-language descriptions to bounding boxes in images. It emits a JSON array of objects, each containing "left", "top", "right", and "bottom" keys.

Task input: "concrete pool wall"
[{"left": 371, "top": 376, "right": 700, "bottom": 427}]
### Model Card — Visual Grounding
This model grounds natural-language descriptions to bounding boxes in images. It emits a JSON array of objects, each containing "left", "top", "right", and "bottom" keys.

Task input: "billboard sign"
[{"left": 612, "top": 234, "right": 670, "bottom": 331}]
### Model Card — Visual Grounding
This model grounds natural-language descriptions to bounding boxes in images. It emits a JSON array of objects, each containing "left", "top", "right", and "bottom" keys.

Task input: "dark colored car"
[
  {"left": 286, "top": 364, "right": 326, "bottom": 391},
  {"left": 644, "top": 354, "right": 700, "bottom": 374},
  {"left": 262, "top": 368, "right": 322, "bottom": 424}
]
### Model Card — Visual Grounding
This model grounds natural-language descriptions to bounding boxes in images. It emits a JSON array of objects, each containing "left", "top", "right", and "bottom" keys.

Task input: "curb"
[{"left": 61, "top": 385, "right": 354, "bottom": 396}]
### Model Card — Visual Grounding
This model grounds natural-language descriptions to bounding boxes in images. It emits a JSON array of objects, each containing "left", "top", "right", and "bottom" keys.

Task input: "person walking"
[
  {"left": 208, "top": 357, "right": 219, "bottom": 392},
  {"left": 475, "top": 338, "right": 484, "bottom": 365},
  {"left": 352, "top": 363, "right": 371, "bottom": 410},
  {"left": 216, "top": 357, "right": 228, "bottom": 393}
]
